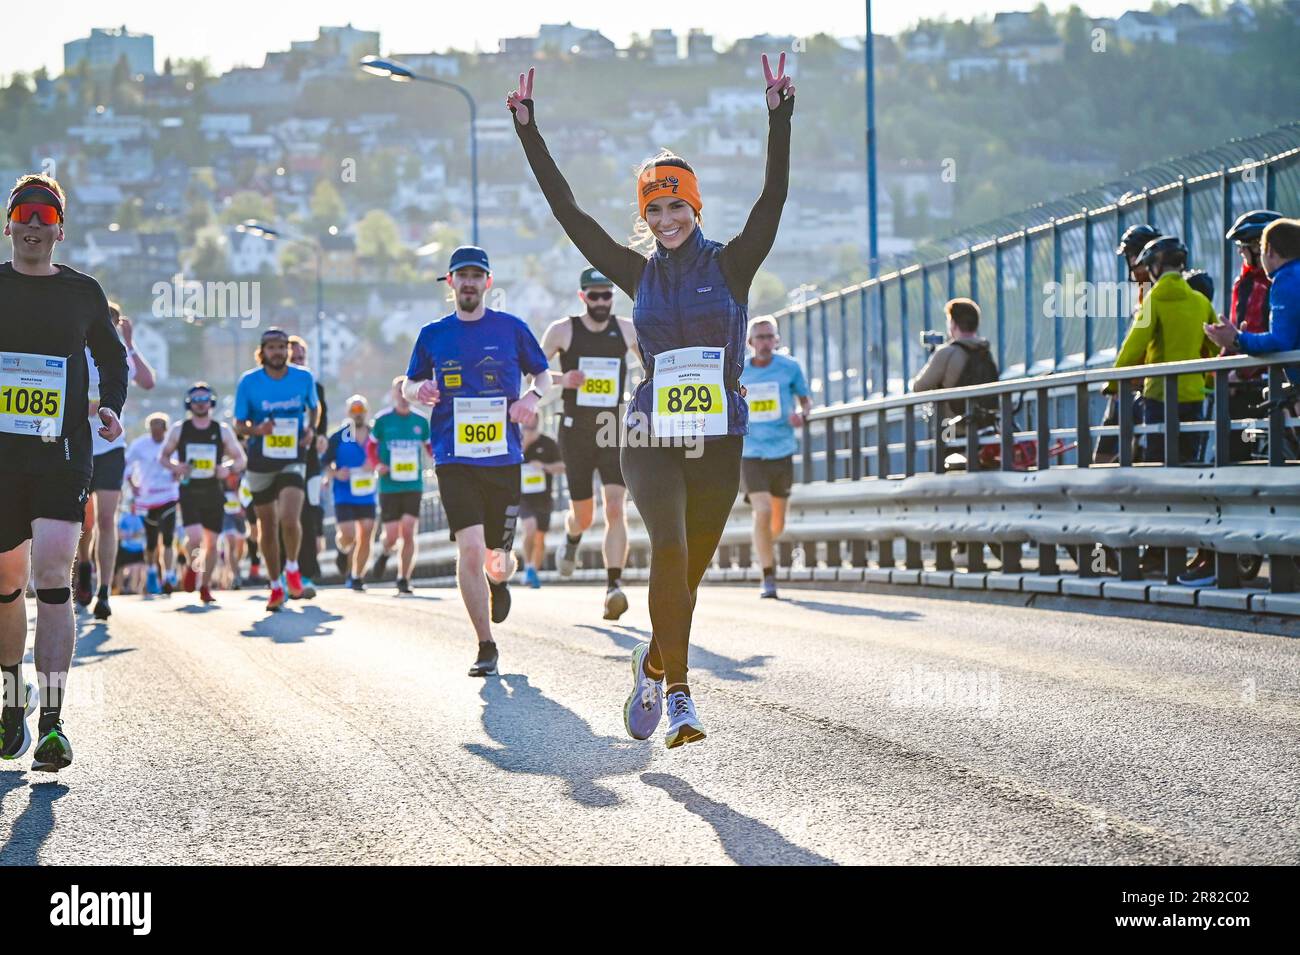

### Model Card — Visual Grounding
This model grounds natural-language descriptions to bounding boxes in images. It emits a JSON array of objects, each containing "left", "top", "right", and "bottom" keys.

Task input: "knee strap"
[
  {"left": 36, "top": 587, "right": 71, "bottom": 605},
  {"left": 0, "top": 589, "right": 21, "bottom": 603}
]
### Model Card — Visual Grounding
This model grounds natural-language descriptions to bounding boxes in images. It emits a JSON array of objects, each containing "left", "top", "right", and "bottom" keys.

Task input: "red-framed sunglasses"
[{"left": 8, "top": 203, "right": 61, "bottom": 225}]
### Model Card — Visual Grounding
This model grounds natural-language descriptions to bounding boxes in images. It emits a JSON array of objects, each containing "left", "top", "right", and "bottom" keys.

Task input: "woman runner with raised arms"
[{"left": 508, "top": 53, "right": 795, "bottom": 748}]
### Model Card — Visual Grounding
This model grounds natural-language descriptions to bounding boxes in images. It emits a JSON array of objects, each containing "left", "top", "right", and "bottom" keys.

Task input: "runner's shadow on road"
[
  {"left": 0, "top": 779, "right": 68, "bottom": 865},
  {"left": 640, "top": 773, "right": 836, "bottom": 866},
  {"left": 781, "top": 598, "right": 922, "bottom": 621},
  {"left": 464, "top": 673, "right": 648, "bottom": 808},
  {"left": 576, "top": 624, "right": 772, "bottom": 683},
  {"left": 73, "top": 622, "right": 134, "bottom": 667},
  {"left": 239, "top": 605, "right": 343, "bottom": 643}
]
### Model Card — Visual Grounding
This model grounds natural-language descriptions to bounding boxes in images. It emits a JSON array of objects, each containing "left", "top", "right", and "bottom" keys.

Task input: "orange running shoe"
[{"left": 267, "top": 585, "right": 285, "bottom": 612}]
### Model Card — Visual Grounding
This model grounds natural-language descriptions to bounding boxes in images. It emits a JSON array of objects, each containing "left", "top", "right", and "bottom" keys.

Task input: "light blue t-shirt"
[
  {"left": 233, "top": 364, "right": 318, "bottom": 471},
  {"left": 740, "top": 352, "right": 810, "bottom": 460}
]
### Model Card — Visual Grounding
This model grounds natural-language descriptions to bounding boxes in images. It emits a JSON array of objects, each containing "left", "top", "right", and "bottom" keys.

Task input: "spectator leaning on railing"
[
  {"left": 1113, "top": 236, "right": 1217, "bottom": 464},
  {"left": 1205, "top": 217, "right": 1300, "bottom": 386},
  {"left": 910, "top": 297, "right": 998, "bottom": 424},
  {"left": 1097, "top": 224, "right": 1163, "bottom": 464}
]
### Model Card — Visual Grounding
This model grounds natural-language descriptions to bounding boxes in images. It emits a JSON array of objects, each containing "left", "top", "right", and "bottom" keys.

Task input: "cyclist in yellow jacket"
[{"left": 1114, "top": 236, "right": 1217, "bottom": 463}]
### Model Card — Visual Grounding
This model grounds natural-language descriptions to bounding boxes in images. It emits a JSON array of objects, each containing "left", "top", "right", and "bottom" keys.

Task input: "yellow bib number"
[{"left": 0, "top": 386, "right": 60, "bottom": 417}]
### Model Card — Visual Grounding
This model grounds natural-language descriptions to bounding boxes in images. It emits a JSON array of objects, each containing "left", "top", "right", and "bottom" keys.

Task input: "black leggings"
[{"left": 621, "top": 436, "right": 742, "bottom": 689}]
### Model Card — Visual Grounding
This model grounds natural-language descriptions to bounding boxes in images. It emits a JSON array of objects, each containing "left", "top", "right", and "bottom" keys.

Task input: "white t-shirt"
[
  {"left": 125, "top": 434, "right": 179, "bottom": 507},
  {"left": 87, "top": 345, "right": 134, "bottom": 455}
]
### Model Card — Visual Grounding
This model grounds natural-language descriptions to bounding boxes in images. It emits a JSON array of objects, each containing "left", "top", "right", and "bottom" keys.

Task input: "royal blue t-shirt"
[
  {"left": 739, "top": 352, "right": 810, "bottom": 460},
  {"left": 322, "top": 423, "right": 377, "bottom": 505},
  {"left": 405, "top": 309, "right": 549, "bottom": 467},
  {"left": 233, "top": 365, "right": 319, "bottom": 471}
]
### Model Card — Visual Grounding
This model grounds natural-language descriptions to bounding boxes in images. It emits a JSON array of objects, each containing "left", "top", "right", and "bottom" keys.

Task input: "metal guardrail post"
[
  {"left": 819, "top": 298, "right": 831, "bottom": 409},
  {"left": 1163, "top": 372, "right": 1180, "bottom": 468},
  {"left": 850, "top": 413, "right": 862, "bottom": 481},
  {"left": 1213, "top": 368, "right": 1241, "bottom": 592},
  {"left": 1035, "top": 386, "right": 1058, "bottom": 575},
  {"left": 859, "top": 286, "right": 870, "bottom": 400},
  {"left": 840, "top": 294, "right": 851, "bottom": 404},
  {"left": 1160, "top": 372, "right": 1186, "bottom": 584},
  {"left": 877, "top": 282, "right": 889, "bottom": 398},
  {"left": 898, "top": 277, "right": 910, "bottom": 393},
  {"left": 1075, "top": 382, "right": 1092, "bottom": 468},
  {"left": 994, "top": 242, "right": 1006, "bottom": 374},
  {"left": 875, "top": 408, "right": 888, "bottom": 479},
  {"left": 1082, "top": 208, "right": 1094, "bottom": 366},
  {"left": 1220, "top": 168, "right": 1234, "bottom": 317},
  {"left": 801, "top": 419, "right": 813, "bottom": 484},
  {"left": 1180, "top": 175, "right": 1193, "bottom": 261},
  {"left": 1266, "top": 363, "right": 1298, "bottom": 593},
  {"left": 996, "top": 390, "right": 1022, "bottom": 572},
  {"left": 826, "top": 417, "right": 837, "bottom": 483},
  {"left": 1023, "top": 231, "right": 1035, "bottom": 376},
  {"left": 1052, "top": 219, "right": 1063, "bottom": 371},
  {"left": 902, "top": 405, "right": 921, "bottom": 569}
]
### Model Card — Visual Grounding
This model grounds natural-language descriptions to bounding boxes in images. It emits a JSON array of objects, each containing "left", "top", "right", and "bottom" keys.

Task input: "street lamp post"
[
  {"left": 235, "top": 220, "right": 326, "bottom": 383},
  {"left": 359, "top": 56, "right": 480, "bottom": 247},
  {"left": 864, "top": 1, "right": 879, "bottom": 277}
]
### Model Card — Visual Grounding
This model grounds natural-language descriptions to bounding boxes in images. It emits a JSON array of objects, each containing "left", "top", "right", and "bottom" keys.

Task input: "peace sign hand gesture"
[
  {"left": 762, "top": 52, "right": 795, "bottom": 111},
  {"left": 506, "top": 67, "right": 535, "bottom": 126}
]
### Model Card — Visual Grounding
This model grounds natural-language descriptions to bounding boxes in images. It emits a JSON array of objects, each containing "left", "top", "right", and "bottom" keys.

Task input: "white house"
[
  {"left": 1116, "top": 12, "right": 1177, "bottom": 44},
  {"left": 226, "top": 228, "right": 278, "bottom": 275}
]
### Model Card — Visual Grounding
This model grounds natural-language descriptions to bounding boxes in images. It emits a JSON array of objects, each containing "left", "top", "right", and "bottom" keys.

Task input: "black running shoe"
[
  {"left": 350, "top": 577, "right": 366, "bottom": 593},
  {"left": 603, "top": 585, "right": 629, "bottom": 621},
  {"left": 395, "top": 577, "right": 413, "bottom": 595},
  {"left": 487, "top": 576, "right": 511, "bottom": 624},
  {"left": 1, "top": 682, "right": 35, "bottom": 761},
  {"left": 75, "top": 562, "right": 93, "bottom": 606},
  {"left": 335, "top": 549, "right": 350, "bottom": 577},
  {"left": 93, "top": 596, "right": 111, "bottom": 620},
  {"left": 468, "top": 641, "right": 498, "bottom": 677},
  {"left": 369, "top": 551, "right": 390, "bottom": 582},
  {"left": 31, "top": 721, "right": 72, "bottom": 773}
]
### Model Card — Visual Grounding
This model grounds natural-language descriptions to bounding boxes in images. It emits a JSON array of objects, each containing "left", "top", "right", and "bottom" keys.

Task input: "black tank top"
[
  {"left": 560, "top": 315, "right": 627, "bottom": 427},
  {"left": 177, "top": 418, "right": 223, "bottom": 492}
]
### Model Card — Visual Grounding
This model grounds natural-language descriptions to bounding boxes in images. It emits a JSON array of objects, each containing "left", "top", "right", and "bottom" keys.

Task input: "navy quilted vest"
[{"left": 628, "top": 226, "right": 749, "bottom": 436}]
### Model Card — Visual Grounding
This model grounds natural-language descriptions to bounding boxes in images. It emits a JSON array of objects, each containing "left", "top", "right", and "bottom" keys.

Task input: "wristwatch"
[{"left": 526, "top": 386, "right": 544, "bottom": 400}]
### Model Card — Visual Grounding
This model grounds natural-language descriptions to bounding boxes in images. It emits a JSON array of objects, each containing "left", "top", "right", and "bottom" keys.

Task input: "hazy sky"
[{"left": 7, "top": 0, "right": 1141, "bottom": 79}]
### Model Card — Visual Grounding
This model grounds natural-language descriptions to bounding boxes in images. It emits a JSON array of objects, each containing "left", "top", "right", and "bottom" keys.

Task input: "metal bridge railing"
[{"left": 769, "top": 136, "right": 1299, "bottom": 402}]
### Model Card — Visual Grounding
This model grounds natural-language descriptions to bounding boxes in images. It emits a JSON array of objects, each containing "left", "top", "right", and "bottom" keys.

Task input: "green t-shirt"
[{"left": 371, "top": 407, "right": 431, "bottom": 494}]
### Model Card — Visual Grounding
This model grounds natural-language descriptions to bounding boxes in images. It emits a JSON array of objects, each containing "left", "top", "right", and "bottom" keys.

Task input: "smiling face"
[
  {"left": 643, "top": 198, "right": 696, "bottom": 250},
  {"left": 5, "top": 205, "right": 63, "bottom": 272}
]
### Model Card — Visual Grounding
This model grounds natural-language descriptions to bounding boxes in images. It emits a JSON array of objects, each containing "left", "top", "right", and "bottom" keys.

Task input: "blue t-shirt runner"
[
  {"left": 234, "top": 364, "right": 318, "bottom": 472},
  {"left": 323, "top": 422, "right": 378, "bottom": 507},
  {"left": 405, "top": 308, "right": 549, "bottom": 467},
  {"left": 740, "top": 351, "right": 810, "bottom": 460}
]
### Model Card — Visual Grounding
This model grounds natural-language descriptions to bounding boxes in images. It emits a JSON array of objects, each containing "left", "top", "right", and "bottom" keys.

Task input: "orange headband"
[{"left": 637, "top": 165, "right": 702, "bottom": 219}]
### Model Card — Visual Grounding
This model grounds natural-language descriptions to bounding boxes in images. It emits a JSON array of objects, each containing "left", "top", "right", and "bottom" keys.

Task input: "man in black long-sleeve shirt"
[{"left": 0, "top": 174, "right": 127, "bottom": 772}]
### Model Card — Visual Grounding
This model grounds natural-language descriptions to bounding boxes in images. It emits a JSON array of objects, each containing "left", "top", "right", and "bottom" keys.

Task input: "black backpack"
[{"left": 950, "top": 341, "right": 1000, "bottom": 419}]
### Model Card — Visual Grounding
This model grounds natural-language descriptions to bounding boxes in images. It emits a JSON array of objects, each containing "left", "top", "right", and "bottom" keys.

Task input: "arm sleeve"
[
  {"left": 1240, "top": 282, "right": 1299, "bottom": 353},
  {"left": 405, "top": 333, "right": 432, "bottom": 381},
  {"left": 910, "top": 347, "right": 951, "bottom": 392},
  {"left": 791, "top": 359, "right": 811, "bottom": 398},
  {"left": 513, "top": 99, "right": 645, "bottom": 299},
  {"left": 718, "top": 96, "right": 793, "bottom": 304},
  {"left": 365, "top": 434, "right": 381, "bottom": 469},
  {"left": 86, "top": 286, "right": 129, "bottom": 416},
  {"left": 1115, "top": 305, "right": 1156, "bottom": 369},
  {"left": 518, "top": 321, "right": 550, "bottom": 377},
  {"left": 234, "top": 375, "right": 251, "bottom": 421}
]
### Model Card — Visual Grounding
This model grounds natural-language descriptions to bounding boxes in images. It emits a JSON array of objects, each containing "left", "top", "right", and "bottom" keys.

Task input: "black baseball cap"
[{"left": 580, "top": 267, "right": 612, "bottom": 289}]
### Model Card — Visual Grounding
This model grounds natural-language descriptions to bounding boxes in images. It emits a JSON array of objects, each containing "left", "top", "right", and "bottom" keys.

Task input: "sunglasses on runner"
[
  {"left": 8, "top": 203, "right": 61, "bottom": 225},
  {"left": 584, "top": 291, "right": 613, "bottom": 301},
  {"left": 190, "top": 392, "right": 213, "bottom": 404}
]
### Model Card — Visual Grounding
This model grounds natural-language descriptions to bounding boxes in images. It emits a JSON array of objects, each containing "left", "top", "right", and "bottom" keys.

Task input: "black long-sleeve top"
[
  {"left": 0, "top": 263, "right": 129, "bottom": 477},
  {"left": 513, "top": 95, "right": 793, "bottom": 309}
]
